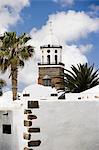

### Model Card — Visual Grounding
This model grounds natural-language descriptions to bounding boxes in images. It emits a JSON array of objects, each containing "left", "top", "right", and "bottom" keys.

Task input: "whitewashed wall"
[
  {"left": 0, "top": 111, "right": 19, "bottom": 150},
  {"left": 0, "top": 108, "right": 24, "bottom": 150},
  {"left": 41, "top": 47, "right": 62, "bottom": 64},
  {"left": 0, "top": 99, "right": 99, "bottom": 150},
  {"left": 31, "top": 100, "right": 99, "bottom": 150}
]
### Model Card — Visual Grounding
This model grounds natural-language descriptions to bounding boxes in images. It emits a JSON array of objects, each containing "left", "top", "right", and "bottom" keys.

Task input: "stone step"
[
  {"left": 27, "top": 115, "right": 37, "bottom": 120},
  {"left": 28, "top": 101, "right": 39, "bottom": 109},
  {"left": 28, "top": 140, "right": 41, "bottom": 147},
  {"left": 24, "top": 147, "right": 33, "bottom": 150},
  {"left": 24, "top": 120, "right": 32, "bottom": 127},
  {"left": 24, "top": 110, "right": 32, "bottom": 114},
  {"left": 23, "top": 133, "right": 31, "bottom": 140},
  {"left": 28, "top": 127, "right": 40, "bottom": 133},
  {"left": 23, "top": 94, "right": 30, "bottom": 97}
]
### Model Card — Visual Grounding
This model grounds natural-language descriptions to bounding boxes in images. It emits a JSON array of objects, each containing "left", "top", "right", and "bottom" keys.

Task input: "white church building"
[{"left": 0, "top": 32, "right": 99, "bottom": 150}]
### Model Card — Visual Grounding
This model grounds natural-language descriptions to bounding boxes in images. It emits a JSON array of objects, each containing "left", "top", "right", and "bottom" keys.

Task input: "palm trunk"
[{"left": 11, "top": 65, "right": 18, "bottom": 101}]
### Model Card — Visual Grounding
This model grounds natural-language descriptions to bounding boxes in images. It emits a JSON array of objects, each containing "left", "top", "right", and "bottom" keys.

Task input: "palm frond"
[{"left": 64, "top": 63, "right": 99, "bottom": 93}]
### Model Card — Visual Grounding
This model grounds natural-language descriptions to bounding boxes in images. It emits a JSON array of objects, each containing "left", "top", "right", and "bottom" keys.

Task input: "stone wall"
[
  {"left": 38, "top": 66, "right": 64, "bottom": 89},
  {"left": 23, "top": 100, "right": 41, "bottom": 150}
]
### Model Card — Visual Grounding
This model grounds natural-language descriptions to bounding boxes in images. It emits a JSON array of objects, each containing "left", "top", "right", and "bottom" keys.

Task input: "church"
[{"left": 0, "top": 31, "right": 99, "bottom": 150}]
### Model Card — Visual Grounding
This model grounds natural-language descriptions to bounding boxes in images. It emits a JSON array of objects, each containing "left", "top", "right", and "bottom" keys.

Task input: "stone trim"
[
  {"left": 23, "top": 101, "right": 41, "bottom": 148},
  {"left": 23, "top": 94, "right": 30, "bottom": 97},
  {"left": 38, "top": 64, "right": 65, "bottom": 68},
  {"left": 23, "top": 133, "right": 31, "bottom": 140},
  {"left": 24, "top": 147, "right": 33, "bottom": 150},
  {"left": 28, "top": 101, "right": 39, "bottom": 109},
  {"left": 28, "top": 128, "right": 40, "bottom": 133},
  {"left": 28, "top": 140, "right": 41, "bottom": 147},
  {"left": 40, "top": 45, "right": 62, "bottom": 49},
  {"left": 27, "top": 115, "right": 37, "bottom": 120},
  {"left": 24, "top": 120, "right": 32, "bottom": 127},
  {"left": 24, "top": 110, "right": 32, "bottom": 114}
]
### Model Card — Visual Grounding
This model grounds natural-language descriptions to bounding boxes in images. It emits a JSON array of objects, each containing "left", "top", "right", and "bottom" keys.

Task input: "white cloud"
[
  {"left": 31, "top": 11, "right": 99, "bottom": 44},
  {"left": 53, "top": 0, "right": 74, "bottom": 6},
  {"left": 18, "top": 58, "right": 38, "bottom": 85},
  {"left": 0, "top": 0, "right": 30, "bottom": 33},
  {"left": 62, "top": 44, "right": 88, "bottom": 70}
]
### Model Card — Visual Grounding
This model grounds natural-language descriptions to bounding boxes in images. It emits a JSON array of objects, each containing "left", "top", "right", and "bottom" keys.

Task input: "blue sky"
[
  {"left": 1, "top": 0, "right": 99, "bottom": 90},
  {"left": 10, "top": 1, "right": 99, "bottom": 32}
]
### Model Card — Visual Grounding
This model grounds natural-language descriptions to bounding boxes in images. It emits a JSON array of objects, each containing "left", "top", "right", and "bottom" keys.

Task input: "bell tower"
[{"left": 38, "top": 22, "right": 65, "bottom": 90}]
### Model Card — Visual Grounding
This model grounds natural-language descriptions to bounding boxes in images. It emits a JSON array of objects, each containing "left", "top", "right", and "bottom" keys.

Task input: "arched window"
[
  {"left": 43, "top": 75, "right": 51, "bottom": 86},
  {"left": 55, "top": 50, "right": 57, "bottom": 53},
  {"left": 47, "top": 50, "right": 50, "bottom": 53},
  {"left": 55, "top": 55, "right": 58, "bottom": 64},
  {"left": 47, "top": 55, "right": 50, "bottom": 64},
  {"left": 43, "top": 79, "right": 51, "bottom": 86}
]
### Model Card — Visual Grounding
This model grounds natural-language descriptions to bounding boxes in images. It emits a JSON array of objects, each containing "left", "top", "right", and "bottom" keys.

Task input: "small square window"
[{"left": 3, "top": 124, "right": 11, "bottom": 134}]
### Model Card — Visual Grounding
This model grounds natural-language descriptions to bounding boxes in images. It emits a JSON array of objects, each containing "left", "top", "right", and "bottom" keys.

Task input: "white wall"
[
  {"left": 1, "top": 98, "right": 99, "bottom": 150},
  {"left": 0, "top": 111, "right": 17, "bottom": 150},
  {"left": 30, "top": 100, "right": 99, "bottom": 150},
  {"left": 13, "top": 108, "right": 25, "bottom": 150},
  {"left": 0, "top": 108, "right": 24, "bottom": 150}
]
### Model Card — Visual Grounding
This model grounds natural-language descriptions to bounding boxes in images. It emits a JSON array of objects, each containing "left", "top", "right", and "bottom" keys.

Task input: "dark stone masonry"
[
  {"left": 28, "top": 140, "right": 41, "bottom": 147},
  {"left": 24, "top": 147, "right": 33, "bottom": 150},
  {"left": 28, "top": 115, "right": 37, "bottom": 120},
  {"left": 24, "top": 120, "right": 32, "bottom": 127},
  {"left": 23, "top": 94, "right": 30, "bottom": 97},
  {"left": 24, "top": 101, "right": 41, "bottom": 149},
  {"left": 28, "top": 101, "right": 39, "bottom": 109},
  {"left": 24, "top": 109, "right": 32, "bottom": 114},
  {"left": 23, "top": 133, "right": 31, "bottom": 140},
  {"left": 28, "top": 127, "right": 40, "bottom": 133}
]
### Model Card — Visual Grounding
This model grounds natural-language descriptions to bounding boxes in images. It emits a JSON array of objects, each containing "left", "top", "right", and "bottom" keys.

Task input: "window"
[
  {"left": 43, "top": 79, "right": 51, "bottom": 86},
  {"left": 3, "top": 124, "right": 11, "bottom": 134},
  {"left": 55, "top": 50, "right": 57, "bottom": 53},
  {"left": 47, "top": 50, "right": 50, "bottom": 53},
  {"left": 55, "top": 55, "right": 58, "bottom": 64},
  {"left": 51, "top": 93, "right": 58, "bottom": 96},
  {"left": 47, "top": 55, "right": 50, "bottom": 64}
]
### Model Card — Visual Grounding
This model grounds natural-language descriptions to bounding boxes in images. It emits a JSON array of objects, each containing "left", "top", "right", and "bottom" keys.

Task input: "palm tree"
[
  {"left": 0, "top": 79, "right": 6, "bottom": 96},
  {"left": 0, "top": 32, "right": 34, "bottom": 100},
  {"left": 64, "top": 63, "right": 99, "bottom": 93}
]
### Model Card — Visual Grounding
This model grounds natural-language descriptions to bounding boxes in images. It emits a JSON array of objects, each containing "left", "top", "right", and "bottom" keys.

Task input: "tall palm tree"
[
  {"left": 64, "top": 63, "right": 99, "bottom": 93},
  {"left": 0, "top": 32, "right": 34, "bottom": 100},
  {"left": 0, "top": 79, "right": 6, "bottom": 96}
]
